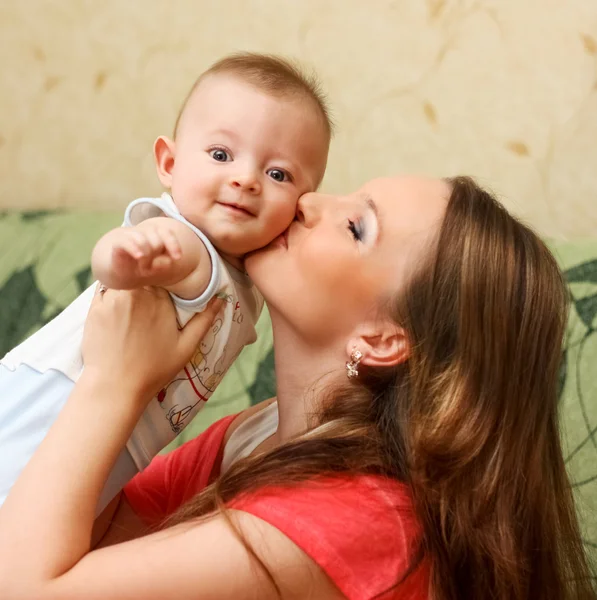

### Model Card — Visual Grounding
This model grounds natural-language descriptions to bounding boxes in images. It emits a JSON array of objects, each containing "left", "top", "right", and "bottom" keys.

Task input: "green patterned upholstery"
[
  {"left": 0, "top": 210, "right": 595, "bottom": 571},
  {"left": 550, "top": 240, "right": 597, "bottom": 570}
]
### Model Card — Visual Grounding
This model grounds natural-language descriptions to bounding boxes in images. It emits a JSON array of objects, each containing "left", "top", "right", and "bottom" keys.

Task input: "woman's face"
[{"left": 245, "top": 176, "right": 450, "bottom": 344}]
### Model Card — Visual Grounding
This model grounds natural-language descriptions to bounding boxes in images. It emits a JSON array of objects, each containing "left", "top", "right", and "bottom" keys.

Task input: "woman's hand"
[{"left": 83, "top": 285, "right": 223, "bottom": 404}]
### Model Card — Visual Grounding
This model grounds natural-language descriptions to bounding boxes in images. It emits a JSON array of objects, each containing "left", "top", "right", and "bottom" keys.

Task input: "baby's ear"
[{"left": 154, "top": 136, "right": 176, "bottom": 188}]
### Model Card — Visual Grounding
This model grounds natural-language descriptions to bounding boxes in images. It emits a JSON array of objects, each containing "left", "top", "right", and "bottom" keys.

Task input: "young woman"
[{"left": 0, "top": 176, "right": 593, "bottom": 600}]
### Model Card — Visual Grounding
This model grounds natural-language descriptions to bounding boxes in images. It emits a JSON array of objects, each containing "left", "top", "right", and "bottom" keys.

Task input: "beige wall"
[{"left": 0, "top": 0, "right": 596, "bottom": 238}]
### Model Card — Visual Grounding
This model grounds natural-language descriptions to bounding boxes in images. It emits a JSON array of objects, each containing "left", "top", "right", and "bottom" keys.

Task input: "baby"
[{"left": 0, "top": 52, "right": 331, "bottom": 511}]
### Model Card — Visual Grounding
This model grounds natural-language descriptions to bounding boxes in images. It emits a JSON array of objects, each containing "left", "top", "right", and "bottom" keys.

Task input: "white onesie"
[{"left": 0, "top": 193, "right": 263, "bottom": 509}]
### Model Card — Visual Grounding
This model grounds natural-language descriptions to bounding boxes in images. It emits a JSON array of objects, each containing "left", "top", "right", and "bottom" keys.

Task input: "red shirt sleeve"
[
  {"left": 123, "top": 413, "right": 237, "bottom": 524},
  {"left": 124, "top": 416, "right": 429, "bottom": 599},
  {"left": 230, "top": 476, "right": 429, "bottom": 600}
]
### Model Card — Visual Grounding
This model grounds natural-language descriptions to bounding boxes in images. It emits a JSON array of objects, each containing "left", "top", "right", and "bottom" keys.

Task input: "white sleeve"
[{"left": 123, "top": 196, "right": 227, "bottom": 326}]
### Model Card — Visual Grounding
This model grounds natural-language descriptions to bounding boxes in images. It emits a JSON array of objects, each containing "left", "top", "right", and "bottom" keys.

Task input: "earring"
[{"left": 346, "top": 347, "right": 363, "bottom": 379}]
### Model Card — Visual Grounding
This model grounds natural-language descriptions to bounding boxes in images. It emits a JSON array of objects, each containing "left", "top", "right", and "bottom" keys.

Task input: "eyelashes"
[{"left": 348, "top": 218, "right": 364, "bottom": 242}]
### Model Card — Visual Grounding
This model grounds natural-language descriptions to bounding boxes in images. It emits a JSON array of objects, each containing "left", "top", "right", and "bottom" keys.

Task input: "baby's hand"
[
  {"left": 112, "top": 221, "right": 182, "bottom": 279},
  {"left": 92, "top": 218, "right": 188, "bottom": 289}
]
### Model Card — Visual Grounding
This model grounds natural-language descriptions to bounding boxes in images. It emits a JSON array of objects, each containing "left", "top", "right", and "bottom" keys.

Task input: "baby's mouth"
[{"left": 216, "top": 200, "right": 256, "bottom": 218}]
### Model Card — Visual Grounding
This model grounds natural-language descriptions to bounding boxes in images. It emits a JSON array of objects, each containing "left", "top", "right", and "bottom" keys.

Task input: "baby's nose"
[{"left": 230, "top": 172, "right": 261, "bottom": 194}]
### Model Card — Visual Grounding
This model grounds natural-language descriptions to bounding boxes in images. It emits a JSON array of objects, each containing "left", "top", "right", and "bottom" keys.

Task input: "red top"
[{"left": 124, "top": 414, "right": 429, "bottom": 600}]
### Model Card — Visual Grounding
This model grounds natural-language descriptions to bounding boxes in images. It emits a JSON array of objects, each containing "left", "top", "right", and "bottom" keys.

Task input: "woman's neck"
[{"left": 269, "top": 316, "right": 342, "bottom": 446}]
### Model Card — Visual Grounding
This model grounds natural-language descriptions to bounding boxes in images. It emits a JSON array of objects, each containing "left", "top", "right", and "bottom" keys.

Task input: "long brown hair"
[{"left": 168, "top": 176, "right": 595, "bottom": 599}]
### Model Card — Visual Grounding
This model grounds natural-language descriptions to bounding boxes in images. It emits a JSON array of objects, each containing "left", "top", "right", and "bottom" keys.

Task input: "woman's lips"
[{"left": 272, "top": 229, "right": 288, "bottom": 249}]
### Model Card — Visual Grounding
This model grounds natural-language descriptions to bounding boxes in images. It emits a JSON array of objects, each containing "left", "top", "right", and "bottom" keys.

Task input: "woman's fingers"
[
  {"left": 94, "top": 281, "right": 106, "bottom": 299},
  {"left": 84, "top": 286, "right": 225, "bottom": 403},
  {"left": 179, "top": 297, "right": 225, "bottom": 358}
]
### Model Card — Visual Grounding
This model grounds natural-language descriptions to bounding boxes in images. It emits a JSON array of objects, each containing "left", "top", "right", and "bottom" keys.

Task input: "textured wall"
[{"left": 0, "top": 0, "right": 596, "bottom": 238}]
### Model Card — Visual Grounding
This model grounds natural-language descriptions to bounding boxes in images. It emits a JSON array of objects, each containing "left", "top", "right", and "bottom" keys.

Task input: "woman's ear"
[
  {"left": 346, "top": 321, "right": 409, "bottom": 368},
  {"left": 154, "top": 136, "right": 176, "bottom": 189}
]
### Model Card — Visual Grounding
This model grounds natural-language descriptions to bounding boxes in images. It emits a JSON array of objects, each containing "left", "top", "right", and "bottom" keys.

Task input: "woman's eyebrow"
[
  {"left": 361, "top": 193, "right": 382, "bottom": 242},
  {"left": 362, "top": 194, "right": 378, "bottom": 217}
]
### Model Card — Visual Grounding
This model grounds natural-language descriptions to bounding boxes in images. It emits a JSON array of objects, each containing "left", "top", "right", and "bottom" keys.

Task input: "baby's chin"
[
  {"left": 209, "top": 230, "right": 277, "bottom": 260},
  {"left": 198, "top": 228, "right": 252, "bottom": 258},
  {"left": 211, "top": 242, "right": 246, "bottom": 270},
  {"left": 243, "top": 237, "right": 281, "bottom": 276},
  {"left": 212, "top": 239, "right": 253, "bottom": 261}
]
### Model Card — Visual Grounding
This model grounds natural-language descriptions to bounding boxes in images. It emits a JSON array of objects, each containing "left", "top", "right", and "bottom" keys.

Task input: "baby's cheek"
[{"left": 267, "top": 201, "right": 296, "bottom": 233}]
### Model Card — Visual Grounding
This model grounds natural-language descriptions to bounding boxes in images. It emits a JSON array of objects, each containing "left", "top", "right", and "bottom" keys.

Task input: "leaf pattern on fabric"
[
  {"left": 248, "top": 347, "right": 276, "bottom": 406},
  {"left": 565, "top": 259, "right": 597, "bottom": 285},
  {"left": 75, "top": 266, "right": 92, "bottom": 294},
  {"left": 561, "top": 259, "right": 597, "bottom": 570},
  {"left": 0, "top": 266, "right": 47, "bottom": 356},
  {"left": 576, "top": 294, "right": 597, "bottom": 331}
]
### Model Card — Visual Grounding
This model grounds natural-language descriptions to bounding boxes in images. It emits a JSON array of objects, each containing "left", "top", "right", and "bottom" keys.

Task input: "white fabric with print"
[{"left": 1, "top": 193, "right": 263, "bottom": 470}]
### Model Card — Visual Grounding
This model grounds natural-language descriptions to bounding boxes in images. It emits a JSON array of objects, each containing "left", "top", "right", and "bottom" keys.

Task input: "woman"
[{"left": 0, "top": 176, "right": 593, "bottom": 599}]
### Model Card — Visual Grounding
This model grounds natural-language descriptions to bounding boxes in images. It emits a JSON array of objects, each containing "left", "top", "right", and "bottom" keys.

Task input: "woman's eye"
[
  {"left": 348, "top": 219, "right": 364, "bottom": 242},
  {"left": 267, "top": 168, "right": 289, "bottom": 182},
  {"left": 209, "top": 149, "right": 231, "bottom": 162}
]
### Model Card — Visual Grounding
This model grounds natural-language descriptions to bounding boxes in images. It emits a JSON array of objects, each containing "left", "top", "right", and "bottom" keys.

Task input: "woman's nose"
[{"left": 296, "top": 192, "right": 332, "bottom": 227}]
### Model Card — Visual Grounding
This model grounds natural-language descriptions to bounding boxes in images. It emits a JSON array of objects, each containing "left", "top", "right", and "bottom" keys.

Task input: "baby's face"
[{"left": 160, "top": 74, "right": 329, "bottom": 258}]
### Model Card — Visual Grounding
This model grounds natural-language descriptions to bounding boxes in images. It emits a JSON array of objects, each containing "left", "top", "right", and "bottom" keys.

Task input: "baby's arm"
[{"left": 92, "top": 217, "right": 211, "bottom": 300}]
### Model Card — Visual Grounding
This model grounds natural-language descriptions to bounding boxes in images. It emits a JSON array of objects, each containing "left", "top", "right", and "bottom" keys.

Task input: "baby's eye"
[
  {"left": 267, "top": 168, "right": 290, "bottom": 183},
  {"left": 348, "top": 219, "right": 364, "bottom": 242},
  {"left": 210, "top": 148, "right": 231, "bottom": 162}
]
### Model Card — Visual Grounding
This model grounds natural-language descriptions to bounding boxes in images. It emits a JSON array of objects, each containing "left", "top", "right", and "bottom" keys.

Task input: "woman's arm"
[
  {"left": 92, "top": 394, "right": 279, "bottom": 551},
  {"left": 92, "top": 493, "right": 147, "bottom": 549},
  {"left": 0, "top": 373, "right": 339, "bottom": 599},
  {"left": 0, "top": 372, "right": 148, "bottom": 584},
  {"left": 9, "top": 508, "right": 342, "bottom": 599},
  {"left": 0, "top": 288, "right": 340, "bottom": 599},
  {"left": 0, "top": 287, "right": 213, "bottom": 594}
]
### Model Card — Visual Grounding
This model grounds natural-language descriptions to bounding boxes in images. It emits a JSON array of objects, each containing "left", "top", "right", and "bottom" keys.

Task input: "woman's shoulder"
[
  {"left": 232, "top": 473, "right": 416, "bottom": 521},
  {"left": 230, "top": 474, "right": 427, "bottom": 599},
  {"left": 222, "top": 397, "right": 277, "bottom": 447}
]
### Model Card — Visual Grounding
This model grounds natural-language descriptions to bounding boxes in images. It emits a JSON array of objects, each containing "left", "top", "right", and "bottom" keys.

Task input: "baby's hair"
[{"left": 173, "top": 52, "right": 333, "bottom": 140}]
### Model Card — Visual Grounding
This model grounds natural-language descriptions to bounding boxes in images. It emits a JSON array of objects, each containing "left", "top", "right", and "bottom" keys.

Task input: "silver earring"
[{"left": 346, "top": 347, "right": 363, "bottom": 379}]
